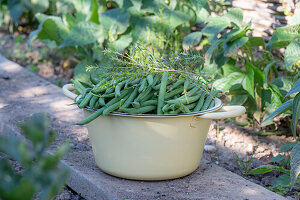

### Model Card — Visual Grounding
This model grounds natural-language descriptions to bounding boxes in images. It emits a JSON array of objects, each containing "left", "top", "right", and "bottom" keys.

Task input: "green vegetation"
[{"left": 0, "top": 113, "right": 70, "bottom": 200}]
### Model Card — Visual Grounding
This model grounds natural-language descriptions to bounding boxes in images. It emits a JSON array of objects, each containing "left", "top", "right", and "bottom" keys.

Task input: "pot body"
[{"left": 85, "top": 110, "right": 212, "bottom": 180}]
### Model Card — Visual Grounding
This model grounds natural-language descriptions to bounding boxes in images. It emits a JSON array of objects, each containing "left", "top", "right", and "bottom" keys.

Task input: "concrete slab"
[{"left": 0, "top": 55, "right": 287, "bottom": 200}]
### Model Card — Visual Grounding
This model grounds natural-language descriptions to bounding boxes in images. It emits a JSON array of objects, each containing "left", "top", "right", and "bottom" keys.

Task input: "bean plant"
[
  {"left": 27, "top": 0, "right": 229, "bottom": 81},
  {"left": 0, "top": 113, "right": 70, "bottom": 200},
  {"left": 184, "top": 8, "right": 300, "bottom": 125}
]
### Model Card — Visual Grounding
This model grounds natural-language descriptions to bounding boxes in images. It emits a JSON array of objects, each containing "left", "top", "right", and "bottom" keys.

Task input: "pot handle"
[
  {"left": 62, "top": 84, "right": 77, "bottom": 100},
  {"left": 197, "top": 106, "right": 246, "bottom": 120}
]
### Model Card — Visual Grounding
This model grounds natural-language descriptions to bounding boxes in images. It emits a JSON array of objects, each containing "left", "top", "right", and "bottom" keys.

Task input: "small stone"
[
  {"left": 55, "top": 189, "right": 70, "bottom": 200},
  {"left": 204, "top": 145, "right": 217, "bottom": 153},
  {"left": 246, "top": 144, "right": 254, "bottom": 153}
]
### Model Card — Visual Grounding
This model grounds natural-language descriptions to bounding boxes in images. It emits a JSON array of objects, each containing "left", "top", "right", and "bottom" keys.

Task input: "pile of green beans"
[{"left": 72, "top": 73, "right": 220, "bottom": 125}]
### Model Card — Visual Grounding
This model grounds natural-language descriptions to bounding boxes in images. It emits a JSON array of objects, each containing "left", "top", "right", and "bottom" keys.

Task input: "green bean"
[
  {"left": 76, "top": 107, "right": 105, "bottom": 125},
  {"left": 121, "top": 87, "right": 138, "bottom": 109},
  {"left": 140, "top": 93, "right": 153, "bottom": 102},
  {"left": 193, "top": 90, "right": 207, "bottom": 112},
  {"left": 186, "top": 103, "right": 197, "bottom": 110},
  {"left": 71, "top": 79, "right": 85, "bottom": 94},
  {"left": 138, "top": 78, "right": 147, "bottom": 93},
  {"left": 131, "top": 78, "right": 141, "bottom": 86},
  {"left": 120, "top": 106, "right": 156, "bottom": 114},
  {"left": 94, "top": 101, "right": 101, "bottom": 109},
  {"left": 165, "top": 87, "right": 184, "bottom": 99},
  {"left": 201, "top": 90, "right": 217, "bottom": 111},
  {"left": 153, "top": 83, "right": 161, "bottom": 90},
  {"left": 102, "top": 94, "right": 130, "bottom": 116},
  {"left": 166, "top": 93, "right": 201, "bottom": 105},
  {"left": 162, "top": 104, "right": 170, "bottom": 113},
  {"left": 208, "top": 99, "right": 215, "bottom": 109},
  {"left": 151, "top": 75, "right": 160, "bottom": 88},
  {"left": 135, "top": 87, "right": 152, "bottom": 102},
  {"left": 115, "top": 80, "right": 126, "bottom": 97},
  {"left": 105, "top": 86, "right": 115, "bottom": 94},
  {"left": 89, "top": 95, "right": 99, "bottom": 108},
  {"left": 79, "top": 81, "right": 94, "bottom": 88},
  {"left": 76, "top": 88, "right": 90, "bottom": 104},
  {"left": 185, "top": 85, "right": 200, "bottom": 97},
  {"left": 90, "top": 74, "right": 100, "bottom": 85},
  {"left": 183, "top": 79, "right": 190, "bottom": 92},
  {"left": 78, "top": 91, "right": 93, "bottom": 108},
  {"left": 98, "top": 97, "right": 105, "bottom": 106},
  {"left": 179, "top": 103, "right": 190, "bottom": 113},
  {"left": 140, "top": 100, "right": 157, "bottom": 107},
  {"left": 169, "top": 80, "right": 185, "bottom": 90},
  {"left": 101, "top": 93, "right": 115, "bottom": 98},
  {"left": 167, "top": 109, "right": 181, "bottom": 114},
  {"left": 131, "top": 102, "right": 140, "bottom": 109},
  {"left": 147, "top": 74, "right": 154, "bottom": 86},
  {"left": 157, "top": 71, "right": 169, "bottom": 114}
]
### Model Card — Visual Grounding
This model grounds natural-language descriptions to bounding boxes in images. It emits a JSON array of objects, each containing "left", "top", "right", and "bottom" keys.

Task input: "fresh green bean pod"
[
  {"left": 208, "top": 99, "right": 215, "bottom": 109},
  {"left": 131, "top": 102, "right": 140, "bottom": 109},
  {"left": 102, "top": 94, "right": 130, "bottom": 116},
  {"left": 165, "top": 87, "right": 184, "bottom": 99},
  {"left": 186, "top": 103, "right": 197, "bottom": 110},
  {"left": 135, "top": 87, "right": 152, "bottom": 102},
  {"left": 78, "top": 91, "right": 93, "bottom": 108},
  {"left": 179, "top": 103, "right": 190, "bottom": 113},
  {"left": 98, "top": 97, "right": 105, "bottom": 106},
  {"left": 162, "top": 104, "right": 170, "bottom": 113},
  {"left": 76, "top": 107, "right": 105, "bottom": 125},
  {"left": 89, "top": 95, "right": 99, "bottom": 108},
  {"left": 193, "top": 90, "right": 207, "bottom": 112},
  {"left": 79, "top": 81, "right": 94, "bottom": 88},
  {"left": 105, "top": 86, "right": 115, "bottom": 94},
  {"left": 185, "top": 85, "right": 200, "bottom": 97},
  {"left": 151, "top": 75, "right": 160, "bottom": 88},
  {"left": 153, "top": 83, "right": 161, "bottom": 90},
  {"left": 121, "top": 88, "right": 138, "bottom": 109},
  {"left": 90, "top": 74, "right": 100, "bottom": 85},
  {"left": 131, "top": 78, "right": 141, "bottom": 86},
  {"left": 183, "top": 79, "right": 190, "bottom": 92},
  {"left": 140, "top": 100, "right": 157, "bottom": 107},
  {"left": 166, "top": 109, "right": 181, "bottom": 114},
  {"left": 115, "top": 80, "right": 126, "bottom": 97},
  {"left": 169, "top": 80, "right": 185, "bottom": 90},
  {"left": 147, "top": 74, "right": 154, "bottom": 86},
  {"left": 101, "top": 93, "right": 115, "bottom": 98},
  {"left": 201, "top": 90, "right": 218, "bottom": 111},
  {"left": 138, "top": 78, "right": 147, "bottom": 93},
  {"left": 157, "top": 71, "right": 169, "bottom": 114},
  {"left": 120, "top": 106, "right": 156, "bottom": 114},
  {"left": 71, "top": 79, "right": 85, "bottom": 94},
  {"left": 166, "top": 93, "right": 201, "bottom": 105}
]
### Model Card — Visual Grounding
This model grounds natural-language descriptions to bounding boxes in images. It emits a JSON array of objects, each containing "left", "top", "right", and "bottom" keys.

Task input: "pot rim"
[{"left": 79, "top": 98, "right": 223, "bottom": 118}]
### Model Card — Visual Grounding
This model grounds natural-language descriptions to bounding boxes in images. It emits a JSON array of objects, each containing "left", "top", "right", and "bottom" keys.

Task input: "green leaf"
[
  {"left": 100, "top": 8, "right": 130, "bottom": 34},
  {"left": 292, "top": 93, "right": 300, "bottom": 138},
  {"left": 248, "top": 165, "right": 289, "bottom": 175},
  {"left": 280, "top": 142, "right": 297, "bottom": 153},
  {"left": 261, "top": 99, "right": 293, "bottom": 125},
  {"left": 160, "top": 8, "right": 191, "bottom": 32},
  {"left": 246, "top": 61, "right": 265, "bottom": 85},
  {"left": 130, "top": 0, "right": 142, "bottom": 12},
  {"left": 30, "top": 0, "right": 49, "bottom": 13},
  {"left": 205, "top": 40, "right": 222, "bottom": 62},
  {"left": 109, "top": 33, "right": 132, "bottom": 52},
  {"left": 88, "top": 0, "right": 100, "bottom": 24},
  {"left": 190, "top": 0, "right": 208, "bottom": 10},
  {"left": 229, "top": 95, "right": 248, "bottom": 105},
  {"left": 284, "top": 40, "right": 300, "bottom": 71},
  {"left": 74, "top": 59, "right": 92, "bottom": 82},
  {"left": 247, "top": 37, "right": 265, "bottom": 47},
  {"left": 269, "top": 154, "right": 285, "bottom": 163},
  {"left": 286, "top": 78, "right": 300, "bottom": 97},
  {"left": 225, "top": 8, "right": 243, "bottom": 27},
  {"left": 202, "top": 16, "right": 230, "bottom": 41},
  {"left": 212, "top": 72, "right": 244, "bottom": 91},
  {"left": 290, "top": 143, "right": 300, "bottom": 190},
  {"left": 224, "top": 36, "right": 248, "bottom": 56},
  {"left": 266, "top": 24, "right": 300, "bottom": 50},
  {"left": 242, "top": 64, "right": 254, "bottom": 98},
  {"left": 182, "top": 32, "right": 202, "bottom": 49},
  {"left": 263, "top": 60, "right": 276, "bottom": 84},
  {"left": 28, "top": 14, "right": 69, "bottom": 46},
  {"left": 272, "top": 174, "right": 291, "bottom": 188},
  {"left": 60, "top": 21, "right": 103, "bottom": 47},
  {"left": 8, "top": 0, "right": 24, "bottom": 22},
  {"left": 222, "top": 59, "right": 242, "bottom": 76},
  {"left": 272, "top": 76, "right": 294, "bottom": 97}
]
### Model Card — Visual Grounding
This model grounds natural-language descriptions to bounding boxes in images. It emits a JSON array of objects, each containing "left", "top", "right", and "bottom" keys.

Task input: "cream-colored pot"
[{"left": 63, "top": 84, "right": 245, "bottom": 180}]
